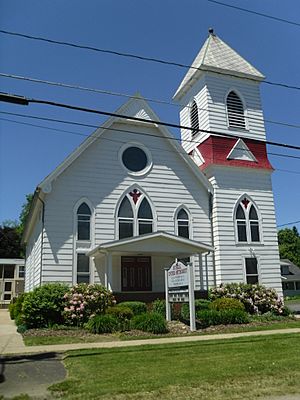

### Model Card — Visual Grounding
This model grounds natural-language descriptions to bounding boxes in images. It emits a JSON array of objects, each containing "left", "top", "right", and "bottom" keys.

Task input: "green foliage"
[
  {"left": 63, "top": 283, "right": 115, "bottom": 326},
  {"left": 210, "top": 283, "right": 284, "bottom": 315},
  {"left": 17, "top": 193, "right": 34, "bottom": 237},
  {"left": 196, "top": 309, "right": 250, "bottom": 328},
  {"left": 9, "top": 293, "right": 28, "bottom": 323},
  {"left": 131, "top": 312, "right": 168, "bottom": 334},
  {"left": 17, "top": 324, "right": 28, "bottom": 334},
  {"left": 118, "top": 301, "right": 147, "bottom": 316},
  {"left": 0, "top": 225, "right": 23, "bottom": 258},
  {"left": 278, "top": 227, "right": 300, "bottom": 267},
  {"left": 152, "top": 299, "right": 166, "bottom": 317},
  {"left": 209, "top": 298, "right": 245, "bottom": 312},
  {"left": 85, "top": 314, "right": 119, "bottom": 334},
  {"left": 181, "top": 299, "right": 211, "bottom": 320},
  {"left": 250, "top": 312, "right": 284, "bottom": 323},
  {"left": 106, "top": 305, "right": 133, "bottom": 331},
  {"left": 22, "top": 283, "right": 69, "bottom": 328}
]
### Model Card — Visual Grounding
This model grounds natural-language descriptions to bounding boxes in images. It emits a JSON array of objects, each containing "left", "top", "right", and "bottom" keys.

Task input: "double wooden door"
[{"left": 121, "top": 256, "right": 152, "bottom": 291}]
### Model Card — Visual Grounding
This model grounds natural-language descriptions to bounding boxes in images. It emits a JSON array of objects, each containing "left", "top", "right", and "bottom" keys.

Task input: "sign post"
[{"left": 165, "top": 261, "right": 196, "bottom": 331}]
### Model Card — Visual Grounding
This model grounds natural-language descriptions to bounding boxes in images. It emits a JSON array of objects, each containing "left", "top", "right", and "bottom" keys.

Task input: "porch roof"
[{"left": 87, "top": 231, "right": 213, "bottom": 258}]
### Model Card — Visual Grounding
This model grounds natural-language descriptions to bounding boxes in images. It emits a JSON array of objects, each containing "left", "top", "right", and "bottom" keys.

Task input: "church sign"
[{"left": 165, "top": 261, "right": 196, "bottom": 331}]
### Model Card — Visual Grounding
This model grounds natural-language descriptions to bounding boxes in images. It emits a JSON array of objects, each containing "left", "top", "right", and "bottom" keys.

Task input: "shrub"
[
  {"left": 196, "top": 309, "right": 250, "bottom": 328},
  {"left": 250, "top": 312, "right": 284, "bottom": 323},
  {"left": 106, "top": 305, "right": 133, "bottom": 331},
  {"left": 85, "top": 314, "right": 119, "bottom": 334},
  {"left": 152, "top": 299, "right": 166, "bottom": 317},
  {"left": 181, "top": 299, "right": 211, "bottom": 320},
  {"left": 8, "top": 302, "right": 16, "bottom": 320},
  {"left": 17, "top": 324, "right": 28, "bottom": 334},
  {"left": 209, "top": 283, "right": 284, "bottom": 315},
  {"left": 22, "top": 283, "right": 69, "bottom": 329},
  {"left": 118, "top": 301, "right": 147, "bottom": 316},
  {"left": 209, "top": 298, "right": 245, "bottom": 312},
  {"left": 131, "top": 313, "right": 168, "bottom": 334},
  {"left": 63, "top": 283, "right": 115, "bottom": 326}
]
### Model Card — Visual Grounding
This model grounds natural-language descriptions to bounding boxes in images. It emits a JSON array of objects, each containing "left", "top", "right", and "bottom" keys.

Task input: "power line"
[
  {"left": 2, "top": 72, "right": 300, "bottom": 130},
  {"left": 207, "top": 0, "right": 300, "bottom": 28},
  {"left": 277, "top": 220, "right": 300, "bottom": 228},
  {"left": 1, "top": 29, "right": 300, "bottom": 92},
  {"left": 1, "top": 95, "right": 300, "bottom": 152},
  {"left": 1, "top": 112, "right": 300, "bottom": 162}
]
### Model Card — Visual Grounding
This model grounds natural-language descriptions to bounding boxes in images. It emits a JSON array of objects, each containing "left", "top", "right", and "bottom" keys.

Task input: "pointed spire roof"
[{"left": 173, "top": 29, "right": 265, "bottom": 100}]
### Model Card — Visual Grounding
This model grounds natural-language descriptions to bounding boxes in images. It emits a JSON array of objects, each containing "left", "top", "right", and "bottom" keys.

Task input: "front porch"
[{"left": 87, "top": 231, "right": 214, "bottom": 301}]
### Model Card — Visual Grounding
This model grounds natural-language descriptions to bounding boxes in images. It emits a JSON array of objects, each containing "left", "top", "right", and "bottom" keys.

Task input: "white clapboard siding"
[
  {"left": 27, "top": 120, "right": 212, "bottom": 289},
  {"left": 25, "top": 215, "right": 42, "bottom": 292},
  {"left": 208, "top": 166, "right": 282, "bottom": 295}
]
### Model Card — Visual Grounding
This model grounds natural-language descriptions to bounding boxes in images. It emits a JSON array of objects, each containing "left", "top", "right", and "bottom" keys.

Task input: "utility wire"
[
  {"left": 1, "top": 112, "right": 300, "bottom": 162},
  {"left": 2, "top": 72, "right": 300, "bottom": 130},
  {"left": 23, "top": 95, "right": 300, "bottom": 151},
  {"left": 207, "top": 0, "right": 300, "bottom": 28},
  {"left": 1, "top": 29, "right": 300, "bottom": 92},
  {"left": 277, "top": 220, "right": 300, "bottom": 227}
]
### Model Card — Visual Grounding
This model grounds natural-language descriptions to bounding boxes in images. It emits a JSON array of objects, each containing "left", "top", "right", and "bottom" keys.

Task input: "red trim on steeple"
[{"left": 197, "top": 136, "right": 273, "bottom": 171}]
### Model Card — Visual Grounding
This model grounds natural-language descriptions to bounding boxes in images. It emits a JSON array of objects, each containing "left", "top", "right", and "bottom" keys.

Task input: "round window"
[{"left": 122, "top": 146, "right": 148, "bottom": 172}]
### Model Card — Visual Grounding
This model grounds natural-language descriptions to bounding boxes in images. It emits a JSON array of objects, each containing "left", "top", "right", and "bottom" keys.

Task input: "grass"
[
  {"left": 23, "top": 318, "right": 300, "bottom": 346},
  {"left": 49, "top": 333, "right": 300, "bottom": 399}
]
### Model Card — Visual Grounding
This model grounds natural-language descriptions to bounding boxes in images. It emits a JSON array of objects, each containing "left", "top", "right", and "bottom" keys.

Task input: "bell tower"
[{"left": 173, "top": 29, "right": 282, "bottom": 295}]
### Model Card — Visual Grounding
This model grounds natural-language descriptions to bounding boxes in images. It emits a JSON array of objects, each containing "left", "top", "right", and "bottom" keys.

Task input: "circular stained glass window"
[{"left": 122, "top": 146, "right": 148, "bottom": 172}]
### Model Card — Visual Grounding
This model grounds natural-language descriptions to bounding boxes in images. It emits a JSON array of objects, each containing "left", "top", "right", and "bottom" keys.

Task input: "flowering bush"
[
  {"left": 63, "top": 283, "right": 115, "bottom": 326},
  {"left": 209, "top": 283, "right": 284, "bottom": 315}
]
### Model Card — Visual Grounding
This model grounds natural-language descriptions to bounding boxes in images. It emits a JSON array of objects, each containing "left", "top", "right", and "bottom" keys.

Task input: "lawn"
[{"left": 50, "top": 333, "right": 300, "bottom": 400}]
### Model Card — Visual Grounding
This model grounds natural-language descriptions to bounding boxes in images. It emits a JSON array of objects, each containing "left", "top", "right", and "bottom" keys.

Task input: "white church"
[{"left": 23, "top": 30, "right": 283, "bottom": 300}]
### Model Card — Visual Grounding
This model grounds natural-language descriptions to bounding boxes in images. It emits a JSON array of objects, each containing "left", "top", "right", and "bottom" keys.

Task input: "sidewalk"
[{"left": 1, "top": 309, "right": 300, "bottom": 356}]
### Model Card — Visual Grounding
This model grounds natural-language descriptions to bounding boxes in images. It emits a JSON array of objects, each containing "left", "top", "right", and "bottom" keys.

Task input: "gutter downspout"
[
  {"left": 37, "top": 195, "right": 45, "bottom": 287},
  {"left": 209, "top": 192, "right": 217, "bottom": 287}
]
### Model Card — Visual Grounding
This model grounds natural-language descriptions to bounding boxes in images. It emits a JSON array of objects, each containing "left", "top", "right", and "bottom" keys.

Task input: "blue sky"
[{"left": 0, "top": 0, "right": 299, "bottom": 229}]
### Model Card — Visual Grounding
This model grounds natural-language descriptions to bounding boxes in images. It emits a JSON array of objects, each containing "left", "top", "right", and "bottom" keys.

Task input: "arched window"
[
  {"left": 117, "top": 191, "right": 154, "bottom": 239},
  {"left": 138, "top": 198, "right": 153, "bottom": 235},
  {"left": 235, "top": 198, "right": 260, "bottom": 243},
  {"left": 227, "top": 91, "right": 246, "bottom": 129},
  {"left": 118, "top": 197, "right": 134, "bottom": 239},
  {"left": 190, "top": 100, "right": 199, "bottom": 136},
  {"left": 176, "top": 208, "right": 189, "bottom": 238},
  {"left": 77, "top": 202, "right": 91, "bottom": 240}
]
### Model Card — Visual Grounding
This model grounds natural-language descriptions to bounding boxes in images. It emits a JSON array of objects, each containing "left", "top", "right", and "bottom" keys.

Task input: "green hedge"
[
  {"left": 209, "top": 298, "right": 245, "bottom": 312},
  {"left": 85, "top": 314, "right": 119, "bottom": 334},
  {"left": 118, "top": 301, "right": 147, "bottom": 316},
  {"left": 106, "top": 305, "right": 133, "bottom": 331},
  {"left": 131, "top": 313, "right": 168, "bottom": 334},
  {"left": 22, "top": 283, "right": 69, "bottom": 328},
  {"left": 181, "top": 299, "right": 211, "bottom": 320},
  {"left": 196, "top": 309, "right": 250, "bottom": 328}
]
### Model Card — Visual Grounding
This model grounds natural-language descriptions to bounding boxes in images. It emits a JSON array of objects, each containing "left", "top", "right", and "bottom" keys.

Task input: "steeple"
[{"left": 173, "top": 29, "right": 264, "bottom": 101}]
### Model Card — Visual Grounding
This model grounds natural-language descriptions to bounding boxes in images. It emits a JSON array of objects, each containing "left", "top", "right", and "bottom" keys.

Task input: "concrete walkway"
[{"left": 1, "top": 309, "right": 300, "bottom": 356}]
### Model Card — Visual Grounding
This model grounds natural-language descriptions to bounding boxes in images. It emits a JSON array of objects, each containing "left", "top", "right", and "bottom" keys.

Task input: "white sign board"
[{"left": 168, "top": 261, "right": 188, "bottom": 288}]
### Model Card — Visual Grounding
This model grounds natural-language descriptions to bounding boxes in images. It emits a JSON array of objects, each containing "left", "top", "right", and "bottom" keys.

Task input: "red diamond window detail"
[
  {"left": 241, "top": 198, "right": 250, "bottom": 209},
  {"left": 129, "top": 189, "right": 142, "bottom": 204}
]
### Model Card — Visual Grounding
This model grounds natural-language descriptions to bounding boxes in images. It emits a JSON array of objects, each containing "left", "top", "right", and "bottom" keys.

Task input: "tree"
[
  {"left": 17, "top": 193, "right": 34, "bottom": 236},
  {"left": 278, "top": 226, "right": 300, "bottom": 267},
  {"left": 0, "top": 225, "right": 22, "bottom": 258}
]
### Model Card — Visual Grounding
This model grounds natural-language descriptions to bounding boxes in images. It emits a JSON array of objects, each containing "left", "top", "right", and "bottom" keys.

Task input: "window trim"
[
  {"left": 118, "top": 142, "right": 152, "bottom": 177},
  {"left": 76, "top": 252, "right": 91, "bottom": 284},
  {"left": 173, "top": 205, "right": 193, "bottom": 239},
  {"left": 115, "top": 187, "right": 156, "bottom": 240},
  {"left": 190, "top": 100, "right": 199, "bottom": 137},
  {"left": 234, "top": 196, "right": 263, "bottom": 245},
  {"left": 74, "top": 198, "right": 94, "bottom": 243},
  {"left": 225, "top": 89, "right": 248, "bottom": 131},
  {"left": 243, "top": 256, "right": 260, "bottom": 285}
]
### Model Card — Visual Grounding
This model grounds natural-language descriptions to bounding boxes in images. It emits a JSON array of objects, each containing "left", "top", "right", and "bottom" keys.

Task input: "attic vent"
[
  {"left": 227, "top": 91, "right": 246, "bottom": 129},
  {"left": 190, "top": 100, "right": 199, "bottom": 136}
]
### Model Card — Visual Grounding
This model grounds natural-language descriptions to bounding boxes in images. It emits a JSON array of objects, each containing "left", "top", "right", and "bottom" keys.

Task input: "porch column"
[
  {"left": 199, "top": 253, "right": 204, "bottom": 291},
  {"left": 105, "top": 252, "right": 112, "bottom": 291}
]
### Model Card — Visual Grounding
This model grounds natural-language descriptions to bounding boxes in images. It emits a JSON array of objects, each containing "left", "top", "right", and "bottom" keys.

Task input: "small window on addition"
[
  {"left": 245, "top": 258, "right": 258, "bottom": 284},
  {"left": 77, "top": 253, "right": 90, "bottom": 284}
]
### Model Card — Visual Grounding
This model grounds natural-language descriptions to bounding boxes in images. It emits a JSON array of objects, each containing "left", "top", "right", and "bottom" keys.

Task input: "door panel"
[{"left": 121, "top": 256, "right": 152, "bottom": 291}]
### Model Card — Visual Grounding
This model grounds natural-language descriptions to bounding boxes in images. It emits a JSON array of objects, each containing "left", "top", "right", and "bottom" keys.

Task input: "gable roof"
[
  {"left": 37, "top": 96, "right": 212, "bottom": 194},
  {"left": 173, "top": 31, "right": 265, "bottom": 101},
  {"left": 23, "top": 96, "right": 213, "bottom": 243}
]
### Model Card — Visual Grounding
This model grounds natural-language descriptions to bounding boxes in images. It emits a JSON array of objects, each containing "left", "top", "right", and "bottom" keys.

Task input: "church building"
[{"left": 23, "top": 30, "right": 283, "bottom": 299}]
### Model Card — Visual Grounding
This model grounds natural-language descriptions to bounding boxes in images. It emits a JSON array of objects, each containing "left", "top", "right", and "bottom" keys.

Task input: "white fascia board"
[{"left": 0, "top": 258, "right": 25, "bottom": 264}]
